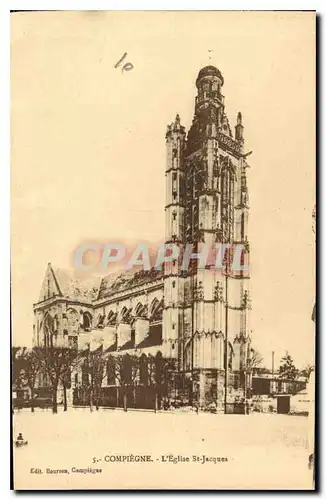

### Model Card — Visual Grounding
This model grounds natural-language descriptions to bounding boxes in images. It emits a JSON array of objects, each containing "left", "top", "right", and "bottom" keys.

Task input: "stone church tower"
[{"left": 164, "top": 66, "right": 252, "bottom": 410}]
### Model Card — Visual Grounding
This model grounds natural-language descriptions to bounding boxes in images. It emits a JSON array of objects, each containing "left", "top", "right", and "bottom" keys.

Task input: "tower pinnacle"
[
  {"left": 235, "top": 111, "right": 244, "bottom": 143},
  {"left": 173, "top": 113, "right": 181, "bottom": 131}
]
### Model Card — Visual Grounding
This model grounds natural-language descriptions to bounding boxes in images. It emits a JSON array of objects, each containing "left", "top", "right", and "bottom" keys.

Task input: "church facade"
[{"left": 33, "top": 66, "right": 252, "bottom": 411}]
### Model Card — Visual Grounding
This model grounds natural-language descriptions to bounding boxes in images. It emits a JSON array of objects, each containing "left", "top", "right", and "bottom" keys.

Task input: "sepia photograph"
[{"left": 11, "top": 10, "right": 316, "bottom": 490}]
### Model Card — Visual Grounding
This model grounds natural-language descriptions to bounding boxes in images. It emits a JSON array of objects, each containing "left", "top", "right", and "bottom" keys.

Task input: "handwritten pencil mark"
[{"left": 114, "top": 52, "right": 134, "bottom": 72}]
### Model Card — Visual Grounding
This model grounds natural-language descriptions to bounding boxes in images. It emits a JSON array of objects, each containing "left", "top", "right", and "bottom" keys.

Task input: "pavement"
[{"left": 13, "top": 408, "right": 314, "bottom": 490}]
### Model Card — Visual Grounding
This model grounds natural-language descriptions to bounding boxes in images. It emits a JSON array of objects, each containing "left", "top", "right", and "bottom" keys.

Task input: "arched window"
[
  {"left": 120, "top": 307, "right": 132, "bottom": 324},
  {"left": 150, "top": 298, "right": 159, "bottom": 317},
  {"left": 107, "top": 310, "right": 117, "bottom": 326},
  {"left": 53, "top": 315, "right": 58, "bottom": 332},
  {"left": 150, "top": 298, "right": 163, "bottom": 322},
  {"left": 43, "top": 313, "right": 54, "bottom": 347},
  {"left": 203, "top": 82, "right": 209, "bottom": 93},
  {"left": 97, "top": 314, "right": 105, "bottom": 329},
  {"left": 148, "top": 299, "right": 163, "bottom": 343},
  {"left": 67, "top": 308, "right": 79, "bottom": 334},
  {"left": 82, "top": 312, "right": 92, "bottom": 332},
  {"left": 120, "top": 306, "right": 128, "bottom": 320},
  {"left": 135, "top": 302, "right": 145, "bottom": 317}
]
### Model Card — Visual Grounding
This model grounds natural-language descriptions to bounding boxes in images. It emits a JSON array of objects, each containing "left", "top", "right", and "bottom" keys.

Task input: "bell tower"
[
  {"left": 165, "top": 114, "right": 186, "bottom": 244},
  {"left": 163, "top": 114, "right": 186, "bottom": 361},
  {"left": 179, "top": 66, "right": 251, "bottom": 408},
  {"left": 163, "top": 66, "right": 251, "bottom": 409}
]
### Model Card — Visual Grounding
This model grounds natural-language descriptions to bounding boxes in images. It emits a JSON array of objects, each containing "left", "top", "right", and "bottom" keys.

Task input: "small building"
[
  {"left": 252, "top": 372, "right": 307, "bottom": 396},
  {"left": 290, "top": 388, "right": 310, "bottom": 415}
]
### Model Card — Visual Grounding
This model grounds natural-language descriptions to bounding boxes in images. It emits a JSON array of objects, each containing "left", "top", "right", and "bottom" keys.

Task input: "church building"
[{"left": 33, "top": 66, "right": 252, "bottom": 412}]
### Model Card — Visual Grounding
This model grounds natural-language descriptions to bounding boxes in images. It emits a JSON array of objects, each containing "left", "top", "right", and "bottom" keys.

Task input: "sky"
[{"left": 11, "top": 11, "right": 315, "bottom": 369}]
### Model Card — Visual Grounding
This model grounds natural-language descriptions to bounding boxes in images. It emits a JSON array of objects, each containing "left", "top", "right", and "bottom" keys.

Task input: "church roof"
[
  {"left": 37, "top": 264, "right": 101, "bottom": 303},
  {"left": 97, "top": 267, "right": 163, "bottom": 300},
  {"left": 196, "top": 65, "right": 224, "bottom": 86},
  {"left": 52, "top": 267, "right": 100, "bottom": 302},
  {"left": 37, "top": 264, "right": 163, "bottom": 305}
]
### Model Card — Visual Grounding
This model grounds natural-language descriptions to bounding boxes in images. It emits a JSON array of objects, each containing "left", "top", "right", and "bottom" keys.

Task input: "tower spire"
[
  {"left": 235, "top": 111, "right": 244, "bottom": 144},
  {"left": 173, "top": 113, "right": 181, "bottom": 130}
]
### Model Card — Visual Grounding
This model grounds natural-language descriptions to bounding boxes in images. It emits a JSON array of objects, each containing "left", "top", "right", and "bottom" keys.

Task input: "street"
[{"left": 13, "top": 409, "right": 313, "bottom": 490}]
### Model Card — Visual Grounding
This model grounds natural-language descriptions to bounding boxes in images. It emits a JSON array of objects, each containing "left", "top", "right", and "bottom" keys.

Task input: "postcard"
[{"left": 11, "top": 10, "right": 316, "bottom": 490}]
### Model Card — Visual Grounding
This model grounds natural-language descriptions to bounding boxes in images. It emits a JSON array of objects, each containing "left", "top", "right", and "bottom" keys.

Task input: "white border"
[
  {"left": 3, "top": 2, "right": 323, "bottom": 11},
  {"left": 2, "top": 2, "right": 323, "bottom": 498}
]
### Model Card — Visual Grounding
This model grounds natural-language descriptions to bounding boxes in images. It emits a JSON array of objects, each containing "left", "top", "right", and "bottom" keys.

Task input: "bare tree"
[
  {"left": 12, "top": 347, "right": 26, "bottom": 392},
  {"left": 147, "top": 354, "right": 176, "bottom": 411},
  {"left": 113, "top": 354, "right": 139, "bottom": 411},
  {"left": 59, "top": 348, "right": 78, "bottom": 411},
  {"left": 161, "top": 357, "right": 177, "bottom": 393},
  {"left": 88, "top": 347, "right": 107, "bottom": 411},
  {"left": 13, "top": 348, "right": 43, "bottom": 412},
  {"left": 23, "top": 349, "right": 44, "bottom": 412},
  {"left": 147, "top": 354, "right": 157, "bottom": 386},
  {"left": 40, "top": 346, "right": 77, "bottom": 413},
  {"left": 301, "top": 364, "right": 314, "bottom": 381},
  {"left": 248, "top": 348, "right": 264, "bottom": 373}
]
